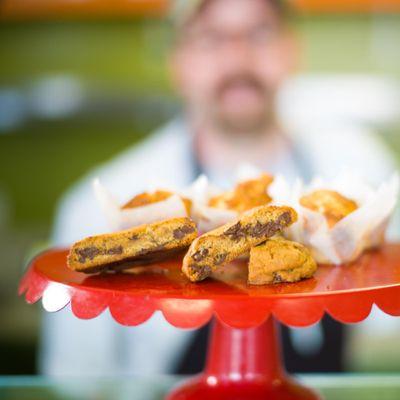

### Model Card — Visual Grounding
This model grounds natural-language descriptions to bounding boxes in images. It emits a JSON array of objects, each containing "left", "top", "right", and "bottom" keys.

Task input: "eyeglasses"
[{"left": 180, "top": 24, "right": 283, "bottom": 52}]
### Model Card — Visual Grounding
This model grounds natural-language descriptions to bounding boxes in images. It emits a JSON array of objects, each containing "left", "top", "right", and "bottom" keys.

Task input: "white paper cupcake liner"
[{"left": 179, "top": 175, "right": 238, "bottom": 232}]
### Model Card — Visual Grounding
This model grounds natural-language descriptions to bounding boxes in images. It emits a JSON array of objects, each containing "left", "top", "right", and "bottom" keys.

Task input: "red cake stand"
[{"left": 19, "top": 243, "right": 400, "bottom": 400}]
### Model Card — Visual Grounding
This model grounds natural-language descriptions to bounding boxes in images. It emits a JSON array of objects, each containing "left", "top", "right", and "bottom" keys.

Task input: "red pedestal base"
[{"left": 167, "top": 317, "right": 320, "bottom": 400}]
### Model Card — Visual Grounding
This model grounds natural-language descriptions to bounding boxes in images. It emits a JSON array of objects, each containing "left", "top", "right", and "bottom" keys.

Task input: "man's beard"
[{"left": 209, "top": 73, "right": 275, "bottom": 137}]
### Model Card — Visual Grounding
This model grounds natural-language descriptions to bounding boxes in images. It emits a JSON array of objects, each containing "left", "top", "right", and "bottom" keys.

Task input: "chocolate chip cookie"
[{"left": 68, "top": 217, "right": 197, "bottom": 273}]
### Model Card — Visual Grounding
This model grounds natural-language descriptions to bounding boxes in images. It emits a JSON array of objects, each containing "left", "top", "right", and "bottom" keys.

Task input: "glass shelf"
[{"left": 0, "top": 374, "right": 399, "bottom": 400}]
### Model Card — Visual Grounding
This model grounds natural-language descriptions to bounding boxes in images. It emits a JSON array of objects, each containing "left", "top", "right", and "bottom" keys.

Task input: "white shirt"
[{"left": 40, "top": 117, "right": 398, "bottom": 376}]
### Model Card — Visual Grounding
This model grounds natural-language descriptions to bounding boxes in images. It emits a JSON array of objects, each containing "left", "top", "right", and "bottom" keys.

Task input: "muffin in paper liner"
[
  {"left": 269, "top": 173, "right": 399, "bottom": 264},
  {"left": 92, "top": 179, "right": 188, "bottom": 231}
]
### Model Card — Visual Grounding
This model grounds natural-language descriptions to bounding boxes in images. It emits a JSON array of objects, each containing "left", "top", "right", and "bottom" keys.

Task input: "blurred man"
[{"left": 42, "top": 0, "right": 396, "bottom": 375}]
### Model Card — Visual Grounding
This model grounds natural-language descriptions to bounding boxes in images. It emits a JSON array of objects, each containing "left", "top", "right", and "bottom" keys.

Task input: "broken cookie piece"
[
  {"left": 300, "top": 189, "right": 358, "bottom": 228},
  {"left": 182, "top": 205, "right": 297, "bottom": 282},
  {"left": 208, "top": 173, "right": 273, "bottom": 213},
  {"left": 68, "top": 217, "right": 197, "bottom": 273},
  {"left": 248, "top": 237, "right": 317, "bottom": 285}
]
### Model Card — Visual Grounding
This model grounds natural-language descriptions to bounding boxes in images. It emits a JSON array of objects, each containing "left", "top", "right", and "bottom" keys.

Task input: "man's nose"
[{"left": 219, "top": 35, "right": 255, "bottom": 71}]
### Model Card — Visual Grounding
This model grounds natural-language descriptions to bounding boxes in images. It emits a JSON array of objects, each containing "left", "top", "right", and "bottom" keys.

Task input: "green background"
[{"left": 0, "top": 15, "right": 400, "bottom": 375}]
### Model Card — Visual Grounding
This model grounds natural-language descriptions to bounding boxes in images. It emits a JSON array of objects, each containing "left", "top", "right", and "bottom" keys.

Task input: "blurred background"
[{"left": 1, "top": 0, "right": 400, "bottom": 376}]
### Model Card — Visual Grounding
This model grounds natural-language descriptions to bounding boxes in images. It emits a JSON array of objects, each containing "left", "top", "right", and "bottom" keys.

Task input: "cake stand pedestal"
[{"left": 19, "top": 244, "right": 400, "bottom": 399}]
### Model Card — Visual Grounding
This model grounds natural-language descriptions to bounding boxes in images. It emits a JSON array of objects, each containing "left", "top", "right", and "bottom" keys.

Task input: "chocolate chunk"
[
  {"left": 224, "top": 222, "right": 246, "bottom": 241},
  {"left": 248, "top": 221, "right": 280, "bottom": 238},
  {"left": 247, "top": 212, "right": 293, "bottom": 239},
  {"left": 76, "top": 246, "right": 123, "bottom": 263},
  {"left": 273, "top": 272, "right": 283, "bottom": 283},
  {"left": 136, "top": 244, "right": 166, "bottom": 256},
  {"left": 278, "top": 211, "right": 291, "bottom": 225},
  {"left": 215, "top": 253, "right": 227, "bottom": 265},
  {"left": 106, "top": 246, "right": 123, "bottom": 255},
  {"left": 248, "top": 221, "right": 268, "bottom": 237},
  {"left": 189, "top": 264, "right": 212, "bottom": 281},
  {"left": 224, "top": 212, "right": 292, "bottom": 242},
  {"left": 192, "top": 248, "right": 209, "bottom": 262},
  {"left": 173, "top": 224, "right": 196, "bottom": 239},
  {"left": 76, "top": 246, "right": 100, "bottom": 263}
]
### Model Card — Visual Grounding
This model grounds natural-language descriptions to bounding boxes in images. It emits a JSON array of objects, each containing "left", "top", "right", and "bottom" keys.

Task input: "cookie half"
[
  {"left": 248, "top": 237, "right": 317, "bottom": 285},
  {"left": 68, "top": 217, "right": 197, "bottom": 273}
]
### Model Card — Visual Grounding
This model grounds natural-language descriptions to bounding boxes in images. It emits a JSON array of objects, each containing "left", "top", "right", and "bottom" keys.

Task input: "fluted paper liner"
[{"left": 179, "top": 175, "right": 237, "bottom": 232}]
